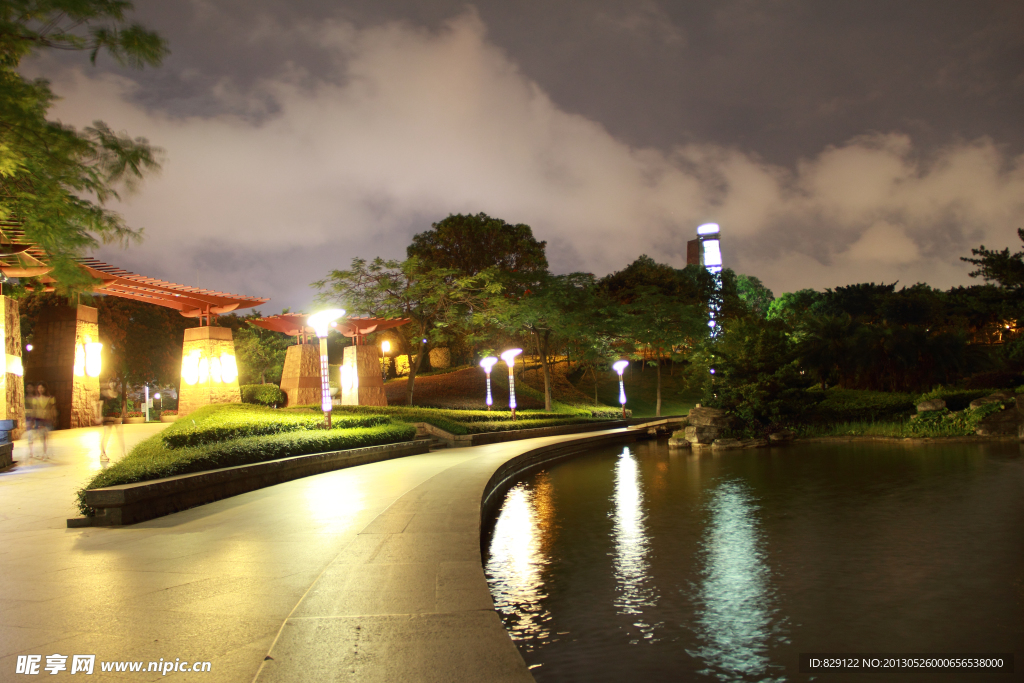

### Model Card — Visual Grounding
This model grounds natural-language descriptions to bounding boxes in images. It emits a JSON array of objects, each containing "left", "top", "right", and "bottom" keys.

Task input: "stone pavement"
[{"left": 0, "top": 423, "right": 638, "bottom": 682}]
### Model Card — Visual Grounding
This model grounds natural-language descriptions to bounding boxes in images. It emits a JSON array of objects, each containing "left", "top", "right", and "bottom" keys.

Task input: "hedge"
[
  {"left": 241, "top": 384, "right": 287, "bottom": 406},
  {"left": 460, "top": 417, "right": 615, "bottom": 434},
  {"left": 162, "top": 404, "right": 390, "bottom": 448},
  {"left": 77, "top": 422, "right": 416, "bottom": 515},
  {"left": 804, "top": 389, "right": 917, "bottom": 423}
]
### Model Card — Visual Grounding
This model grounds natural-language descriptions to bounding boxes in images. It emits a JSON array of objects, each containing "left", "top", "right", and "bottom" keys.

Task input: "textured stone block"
[
  {"left": 23, "top": 305, "right": 99, "bottom": 429},
  {"left": 279, "top": 343, "right": 321, "bottom": 407},
  {"left": 341, "top": 345, "right": 387, "bottom": 407},
  {"left": 178, "top": 326, "right": 241, "bottom": 417}
]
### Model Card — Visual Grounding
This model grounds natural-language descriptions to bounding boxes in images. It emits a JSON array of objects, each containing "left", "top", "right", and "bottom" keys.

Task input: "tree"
[
  {"left": 95, "top": 295, "right": 195, "bottom": 415},
  {"left": 407, "top": 213, "right": 548, "bottom": 288},
  {"left": 234, "top": 316, "right": 289, "bottom": 384},
  {"left": 599, "top": 256, "right": 708, "bottom": 417},
  {"left": 736, "top": 274, "right": 774, "bottom": 317},
  {"left": 961, "top": 228, "right": 1024, "bottom": 290},
  {"left": 313, "top": 257, "right": 502, "bottom": 406},
  {"left": 496, "top": 272, "right": 600, "bottom": 411},
  {"left": 0, "top": 1, "right": 166, "bottom": 287}
]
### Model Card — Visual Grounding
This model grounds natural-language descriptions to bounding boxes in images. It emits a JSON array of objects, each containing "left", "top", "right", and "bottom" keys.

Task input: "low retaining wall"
[
  {"left": 70, "top": 440, "right": 430, "bottom": 527},
  {"left": 415, "top": 416, "right": 682, "bottom": 448}
]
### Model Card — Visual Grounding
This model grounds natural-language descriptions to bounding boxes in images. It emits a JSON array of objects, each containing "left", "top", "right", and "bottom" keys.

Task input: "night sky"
[{"left": 24, "top": 0, "right": 1024, "bottom": 311}]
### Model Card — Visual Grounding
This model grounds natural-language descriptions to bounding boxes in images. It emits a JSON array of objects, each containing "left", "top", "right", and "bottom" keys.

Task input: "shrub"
[
  {"left": 805, "top": 389, "right": 916, "bottom": 423},
  {"left": 125, "top": 411, "right": 145, "bottom": 418},
  {"left": 77, "top": 422, "right": 417, "bottom": 515},
  {"left": 161, "top": 410, "right": 177, "bottom": 416},
  {"left": 241, "top": 384, "right": 286, "bottom": 406},
  {"left": 161, "top": 403, "right": 390, "bottom": 448},
  {"left": 460, "top": 417, "right": 614, "bottom": 434}
]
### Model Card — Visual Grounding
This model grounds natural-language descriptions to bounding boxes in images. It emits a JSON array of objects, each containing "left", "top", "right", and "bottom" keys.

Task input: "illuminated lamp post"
[
  {"left": 612, "top": 360, "right": 629, "bottom": 418},
  {"left": 380, "top": 340, "right": 390, "bottom": 382},
  {"left": 479, "top": 356, "right": 498, "bottom": 410},
  {"left": 308, "top": 309, "right": 346, "bottom": 428},
  {"left": 500, "top": 348, "right": 522, "bottom": 420}
]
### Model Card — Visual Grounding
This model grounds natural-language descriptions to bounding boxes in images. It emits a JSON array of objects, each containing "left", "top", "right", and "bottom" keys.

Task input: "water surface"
[{"left": 485, "top": 440, "right": 1024, "bottom": 682}]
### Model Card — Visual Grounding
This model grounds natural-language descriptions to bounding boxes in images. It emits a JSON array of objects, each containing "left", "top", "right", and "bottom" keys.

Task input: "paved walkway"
[{"left": 0, "top": 424, "right": 638, "bottom": 682}]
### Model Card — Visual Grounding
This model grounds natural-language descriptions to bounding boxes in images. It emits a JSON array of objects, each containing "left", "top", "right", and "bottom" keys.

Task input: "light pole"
[
  {"left": 613, "top": 360, "right": 629, "bottom": 419},
  {"left": 307, "top": 309, "right": 345, "bottom": 429},
  {"left": 479, "top": 356, "right": 498, "bottom": 410},
  {"left": 380, "top": 340, "right": 390, "bottom": 382},
  {"left": 500, "top": 348, "right": 522, "bottom": 420}
]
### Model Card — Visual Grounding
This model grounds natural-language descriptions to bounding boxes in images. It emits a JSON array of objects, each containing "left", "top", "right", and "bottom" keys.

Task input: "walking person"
[
  {"left": 33, "top": 383, "right": 54, "bottom": 459},
  {"left": 25, "top": 383, "right": 40, "bottom": 459},
  {"left": 99, "top": 381, "right": 123, "bottom": 461}
]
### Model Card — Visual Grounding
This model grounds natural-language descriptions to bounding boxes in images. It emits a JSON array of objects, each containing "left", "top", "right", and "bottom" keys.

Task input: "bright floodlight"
[
  {"left": 500, "top": 349, "right": 523, "bottom": 419},
  {"left": 479, "top": 356, "right": 498, "bottom": 409},
  {"left": 612, "top": 360, "right": 629, "bottom": 417},
  {"left": 381, "top": 340, "right": 391, "bottom": 354},
  {"left": 307, "top": 309, "right": 346, "bottom": 338},
  {"left": 500, "top": 348, "right": 522, "bottom": 366},
  {"left": 697, "top": 222, "right": 720, "bottom": 235}
]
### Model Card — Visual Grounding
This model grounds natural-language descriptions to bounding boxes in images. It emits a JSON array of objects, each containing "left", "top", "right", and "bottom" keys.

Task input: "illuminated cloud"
[{"left": 35, "top": 9, "right": 1024, "bottom": 307}]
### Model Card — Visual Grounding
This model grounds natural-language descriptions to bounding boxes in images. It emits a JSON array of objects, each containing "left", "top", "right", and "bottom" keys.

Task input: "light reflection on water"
[
  {"left": 690, "top": 479, "right": 786, "bottom": 682},
  {"left": 486, "top": 477, "right": 553, "bottom": 646},
  {"left": 612, "top": 448, "right": 660, "bottom": 640}
]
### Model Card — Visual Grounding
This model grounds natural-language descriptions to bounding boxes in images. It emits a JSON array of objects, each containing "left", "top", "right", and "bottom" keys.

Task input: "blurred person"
[
  {"left": 31, "top": 383, "right": 54, "bottom": 458},
  {"left": 25, "top": 383, "right": 40, "bottom": 459},
  {"left": 99, "top": 381, "right": 123, "bottom": 460}
]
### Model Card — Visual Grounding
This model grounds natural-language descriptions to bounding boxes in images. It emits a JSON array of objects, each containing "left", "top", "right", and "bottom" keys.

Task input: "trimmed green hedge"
[
  {"left": 804, "top": 389, "right": 917, "bottom": 423},
  {"left": 329, "top": 404, "right": 626, "bottom": 434},
  {"left": 162, "top": 404, "right": 390, "bottom": 448},
  {"left": 461, "top": 417, "right": 614, "bottom": 434},
  {"left": 241, "top": 384, "right": 286, "bottom": 406},
  {"left": 77, "top": 422, "right": 416, "bottom": 515}
]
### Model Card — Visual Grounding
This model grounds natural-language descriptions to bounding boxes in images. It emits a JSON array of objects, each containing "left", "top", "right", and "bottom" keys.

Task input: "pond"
[{"left": 484, "top": 439, "right": 1024, "bottom": 682}]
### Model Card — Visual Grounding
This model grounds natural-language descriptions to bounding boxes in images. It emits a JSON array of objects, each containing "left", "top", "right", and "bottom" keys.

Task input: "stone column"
[
  {"left": 341, "top": 345, "right": 387, "bottom": 406},
  {"left": 177, "top": 327, "right": 241, "bottom": 417},
  {"left": 0, "top": 296, "right": 26, "bottom": 440},
  {"left": 23, "top": 305, "right": 100, "bottom": 430},
  {"left": 279, "top": 343, "right": 321, "bottom": 407}
]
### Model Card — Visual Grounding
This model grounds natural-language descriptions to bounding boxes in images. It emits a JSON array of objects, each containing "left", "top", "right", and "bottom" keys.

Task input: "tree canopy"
[
  {"left": 961, "top": 228, "right": 1024, "bottom": 291},
  {"left": 0, "top": 0, "right": 166, "bottom": 287}
]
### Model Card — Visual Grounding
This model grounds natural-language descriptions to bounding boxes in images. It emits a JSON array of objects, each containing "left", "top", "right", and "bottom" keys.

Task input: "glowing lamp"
[
  {"left": 612, "top": 360, "right": 629, "bottom": 417},
  {"left": 381, "top": 340, "right": 391, "bottom": 354},
  {"left": 220, "top": 353, "right": 238, "bottom": 383},
  {"left": 307, "top": 309, "right": 346, "bottom": 426},
  {"left": 182, "top": 350, "right": 201, "bottom": 385},
  {"left": 25, "top": 344, "right": 33, "bottom": 352},
  {"left": 6, "top": 354, "right": 23, "bottom": 376},
  {"left": 500, "top": 348, "right": 523, "bottom": 419},
  {"left": 198, "top": 355, "right": 210, "bottom": 384},
  {"left": 73, "top": 343, "right": 85, "bottom": 377},
  {"left": 85, "top": 341, "right": 103, "bottom": 377},
  {"left": 479, "top": 356, "right": 498, "bottom": 409}
]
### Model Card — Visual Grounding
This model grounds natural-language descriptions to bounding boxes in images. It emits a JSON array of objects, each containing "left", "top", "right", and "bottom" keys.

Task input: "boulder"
[
  {"left": 969, "top": 392, "right": 1014, "bottom": 410},
  {"left": 741, "top": 438, "right": 770, "bottom": 449},
  {"left": 687, "top": 406, "right": 735, "bottom": 428},
  {"left": 975, "top": 400, "right": 1022, "bottom": 436},
  {"left": 916, "top": 398, "right": 946, "bottom": 413},
  {"left": 684, "top": 424, "right": 723, "bottom": 445},
  {"left": 768, "top": 429, "right": 795, "bottom": 443},
  {"left": 667, "top": 431, "right": 691, "bottom": 449},
  {"left": 711, "top": 438, "right": 743, "bottom": 449}
]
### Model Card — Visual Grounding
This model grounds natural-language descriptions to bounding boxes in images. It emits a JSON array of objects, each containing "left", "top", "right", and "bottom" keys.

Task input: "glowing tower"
[{"left": 687, "top": 223, "right": 724, "bottom": 335}]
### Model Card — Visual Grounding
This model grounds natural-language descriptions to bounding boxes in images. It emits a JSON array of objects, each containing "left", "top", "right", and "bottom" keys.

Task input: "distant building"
[{"left": 689, "top": 223, "right": 723, "bottom": 334}]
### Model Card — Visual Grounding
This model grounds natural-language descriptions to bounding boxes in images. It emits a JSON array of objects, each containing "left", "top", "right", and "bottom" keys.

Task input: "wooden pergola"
[{"left": 252, "top": 313, "right": 410, "bottom": 344}]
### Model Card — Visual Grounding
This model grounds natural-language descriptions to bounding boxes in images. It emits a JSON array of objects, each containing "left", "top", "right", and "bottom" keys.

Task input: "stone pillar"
[
  {"left": 23, "top": 305, "right": 100, "bottom": 430},
  {"left": 279, "top": 343, "right": 321, "bottom": 407},
  {"left": 341, "top": 345, "right": 387, "bottom": 406},
  {"left": 0, "top": 296, "right": 26, "bottom": 440},
  {"left": 178, "top": 327, "right": 241, "bottom": 417}
]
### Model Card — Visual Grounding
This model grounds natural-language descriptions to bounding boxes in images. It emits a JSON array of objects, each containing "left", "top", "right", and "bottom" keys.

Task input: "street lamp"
[
  {"left": 500, "top": 348, "right": 522, "bottom": 420},
  {"left": 307, "top": 308, "right": 345, "bottom": 428},
  {"left": 380, "top": 340, "right": 390, "bottom": 382},
  {"left": 479, "top": 356, "right": 498, "bottom": 410},
  {"left": 613, "top": 360, "right": 629, "bottom": 418}
]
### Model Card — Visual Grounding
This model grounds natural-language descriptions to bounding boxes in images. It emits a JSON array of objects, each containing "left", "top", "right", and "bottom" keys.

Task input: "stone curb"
[{"left": 68, "top": 439, "right": 430, "bottom": 528}]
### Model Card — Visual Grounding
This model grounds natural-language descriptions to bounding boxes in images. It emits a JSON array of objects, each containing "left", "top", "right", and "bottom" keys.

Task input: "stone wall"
[
  {"left": 1, "top": 297, "right": 25, "bottom": 439},
  {"left": 279, "top": 343, "right": 321, "bottom": 407},
  {"left": 23, "top": 305, "right": 99, "bottom": 430},
  {"left": 177, "top": 327, "right": 242, "bottom": 416},
  {"left": 341, "top": 345, "right": 387, "bottom": 406}
]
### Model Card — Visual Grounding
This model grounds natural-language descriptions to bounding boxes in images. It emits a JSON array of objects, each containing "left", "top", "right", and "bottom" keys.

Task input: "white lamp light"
[
  {"left": 220, "top": 354, "right": 238, "bottom": 384},
  {"left": 500, "top": 349, "right": 523, "bottom": 420},
  {"left": 613, "top": 360, "right": 629, "bottom": 418},
  {"left": 307, "top": 309, "right": 345, "bottom": 427},
  {"left": 479, "top": 356, "right": 498, "bottom": 410},
  {"left": 84, "top": 342, "right": 103, "bottom": 378}
]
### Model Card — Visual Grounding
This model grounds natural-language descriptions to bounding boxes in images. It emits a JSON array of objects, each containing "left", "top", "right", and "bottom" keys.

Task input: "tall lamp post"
[
  {"left": 613, "top": 359, "right": 629, "bottom": 419},
  {"left": 500, "top": 348, "right": 522, "bottom": 420},
  {"left": 308, "top": 309, "right": 345, "bottom": 428},
  {"left": 479, "top": 356, "right": 498, "bottom": 410},
  {"left": 380, "top": 340, "right": 390, "bottom": 382}
]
